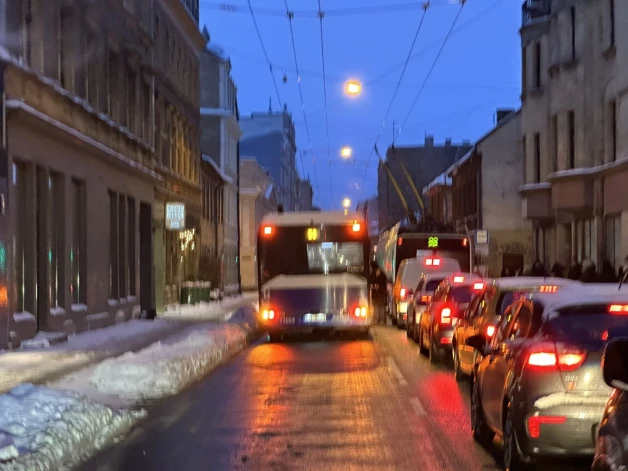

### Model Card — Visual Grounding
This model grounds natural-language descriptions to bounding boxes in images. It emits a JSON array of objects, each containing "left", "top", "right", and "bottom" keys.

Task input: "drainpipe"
[{"left": 236, "top": 140, "right": 242, "bottom": 294}]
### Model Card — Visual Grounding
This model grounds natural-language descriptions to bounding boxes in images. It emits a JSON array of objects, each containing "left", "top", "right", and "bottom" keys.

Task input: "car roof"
[
  {"left": 526, "top": 287, "right": 628, "bottom": 320},
  {"left": 490, "top": 277, "right": 580, "bottom": 291}
]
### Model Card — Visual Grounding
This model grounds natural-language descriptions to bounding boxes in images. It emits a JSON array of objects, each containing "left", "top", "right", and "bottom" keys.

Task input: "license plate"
[{"left": 304, "top": 313, "right": 327, "bottom": 323}]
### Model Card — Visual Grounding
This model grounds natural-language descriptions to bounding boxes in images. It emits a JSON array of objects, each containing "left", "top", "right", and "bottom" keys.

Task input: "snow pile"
[
  {"left": 160, "top": 293, "right": 257, "bottom": 320},
  {"left": 0, "top": 384, "right": 144, "bottom": 471},
  {"left": 88, "top": 324, "right": 249, "bottom": 402}
]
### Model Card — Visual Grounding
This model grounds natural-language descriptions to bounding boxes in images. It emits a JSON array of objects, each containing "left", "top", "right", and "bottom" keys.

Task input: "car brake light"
[
  {"left": 453, "top": 276, "right": 464, "bottom": 283},
  {"left": 539, "top": 285, "right": 558, "bottom": 293},
  {"left": 485, "top": 324, "right": 496, "bottom": 337},
  {"left": 440, "top": 307, "right": 452, "bottom": 325},
  {"left": 262, "top": 225, "right": 273, "bottom": 236},
  {"left": 352, "top": 223, "right": 361, "bottom": 232},
  {"left": 421, "top": 295, "right": 432, "bottom": 303},
  {"left": 527, "top": 416, "right": 566, "bottom": 439},
  {"left": 400, "top": 288, "right": 406, "bottom": 300},
  {"left": 609, "top": 304, "right": 628, "bottom": 314},
  {"left": 398, "top": 237, "right": 403, "bottom": 246},
  {"left": 262, "top": 309, "right": 275, "bottom": 320},
  {"left": 354, "top": 306, "right": 367, "bottom": 317},
  {"left": 473, "top": 282, "right": 484, "bottom": 290},
  {"left": 525, "top": 343, "right": 587, "bottom": 372}
]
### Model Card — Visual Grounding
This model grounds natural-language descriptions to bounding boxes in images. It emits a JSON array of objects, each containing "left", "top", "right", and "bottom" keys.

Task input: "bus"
[
  {"left": 376, "top": 222, "right": 472, "bottom": 284},
  {"left": 257, "top": 211, "right": 371, "bottom": 339}
]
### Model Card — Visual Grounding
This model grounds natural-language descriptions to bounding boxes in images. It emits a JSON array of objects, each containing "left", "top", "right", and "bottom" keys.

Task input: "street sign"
[
  {"left": 165, "top": 202, "right": 186, "bottom": 230},
  {"left": 475, "top": 230, "right": 489, "bottom": 246}
]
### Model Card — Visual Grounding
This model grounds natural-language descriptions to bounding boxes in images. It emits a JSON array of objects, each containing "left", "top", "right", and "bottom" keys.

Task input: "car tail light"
[
  {"left": 262, "top": 309, "right": 275, "bottom": 320},
  {"left": 262, "top": 225, "right": 273, "bottom": 236},
  {"left": 400, "top": 288, "right": 407, "bottom": 300},
  {"left": 527, "top": 416, "right": 566, "bottom": 439},
  {"left": 425, "top": 257, "right": 440, "bottom": 266},
  {"left": 473, "top": 282, "right": 484, "bottom": 290},
  {"left": 485, "top": 324, "right": 496, "bottom": 338},
  {"left": 609, "top": 304, "right": 628, "bottom": 314},
  {"left": 352, "top": 223, "right": 361, "bottom": 232},
  {"left": 453, "top": 276, "right": 464, "bottom": 283},
  {"left": 525, "top": 343, "right": 587, "bottom": 372},
  {"left": 539, "top": 285, "right": 558, "bottom": 293},
  {"left": 420, "top": 295, "right": 432, "bottom": 303},
  {"left": 398, "top": 237, "right": 403, "bottom": 246},
  {"left": 354, "top": 306, "right": 367, "bottom": 317},
  {"left": 440, "top": 307, "right": 452, "bottom": 325}
]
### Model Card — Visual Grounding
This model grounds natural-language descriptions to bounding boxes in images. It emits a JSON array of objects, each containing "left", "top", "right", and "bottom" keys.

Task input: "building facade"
[
  {"left": 239, "top": 158, "right": 277, "bottom": 290},
  {"left": 377, "top": 137, "right": 472, "bottom": 231},
  {"left": 423, "top": 175, "right": 453, "bottom": 224},
  {"left": 0, "top": 0, "right": 166, "bottom": 347},
  {"left": 445, "top": 110, "right": 533, "bottom": 276},
  {"left": 239, "top": 109, "right": 298, "bottom": 211},
  {"left": 297, "top": 179, "right": 314, "bottom": 211},
  {"left": 199, "top": 43, "right": 241, "bottom": 294},
  {"left": 518, "top": 0, "right": 628, "bottom": 271}
]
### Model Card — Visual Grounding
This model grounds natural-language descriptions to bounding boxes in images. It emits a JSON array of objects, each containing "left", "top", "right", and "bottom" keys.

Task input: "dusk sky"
[{"left": 200, "top": 0, "right": 522, "bottom": 210}]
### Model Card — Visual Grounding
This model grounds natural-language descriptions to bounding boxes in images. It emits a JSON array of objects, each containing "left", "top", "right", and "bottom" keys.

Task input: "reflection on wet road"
[{"left": 79, "top": 326, "right": 592, "bottom": 471}]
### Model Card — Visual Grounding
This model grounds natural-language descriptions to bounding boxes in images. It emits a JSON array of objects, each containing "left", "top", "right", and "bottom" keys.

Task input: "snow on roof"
[
  {"left": 548, "top": 156, "right": 628, "bottom": 180},
  {"left": 423, "top": 172, "right": 452, "bottom": 194},
  {"left": 445, "top": 147, "right": 475, "bottom": 176},
  {"left": 261, "top": 211, "right": 364, "bottom": 227},
  {"left": 202, "top": 154, "right": 234, "bottom": 184},
  {"left": 518, "top": 182, "right": 552, "bottom": 193}
]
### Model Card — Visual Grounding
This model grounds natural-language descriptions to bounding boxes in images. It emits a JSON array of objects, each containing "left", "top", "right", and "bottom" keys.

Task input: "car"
[
  {"left": 467, "top": 289, "right": 628, "bottom": 470},
  {"left": 406, "top": 272, "right": 451, "bottom": 341},
  {"left": 416, "top": 273, "right": 484, "bottom": 362},
  {"left": 390, "top": 255, "right": 460, "bottom": 328},
  {"left": 452, "top": 277, "right": 580, "bottom": 380}
]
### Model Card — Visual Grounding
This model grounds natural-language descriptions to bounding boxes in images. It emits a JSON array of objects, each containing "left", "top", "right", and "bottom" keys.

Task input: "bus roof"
[{"left": 261, "top": 211, "right": 365, "bottom": 227}]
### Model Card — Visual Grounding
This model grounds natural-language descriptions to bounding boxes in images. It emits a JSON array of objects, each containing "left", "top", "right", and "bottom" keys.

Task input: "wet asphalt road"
[{"left": 79, "top": 326, "right": 592, "bottom": 471}]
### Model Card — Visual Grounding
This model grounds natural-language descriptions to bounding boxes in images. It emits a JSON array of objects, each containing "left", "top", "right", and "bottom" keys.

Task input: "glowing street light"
[
  {"left": 342, "top": 198, "right": 351, "bottom": 209},
  {"left": 345, "top": 80, "right": 362, "bottom": 96},
  {"left": 340, "top": 146, "right": 352, "bottom": 158}
]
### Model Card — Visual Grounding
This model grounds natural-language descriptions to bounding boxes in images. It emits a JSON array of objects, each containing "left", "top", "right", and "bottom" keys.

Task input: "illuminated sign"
[
  {"left": 428, "top": 237, "right": 439, "bottom": 248},
  {"left": 165, "top": 202, "right": 185, "bottom": 230},
  {"left": 307, "top": 228, "right": 319, "bottom": 241}
]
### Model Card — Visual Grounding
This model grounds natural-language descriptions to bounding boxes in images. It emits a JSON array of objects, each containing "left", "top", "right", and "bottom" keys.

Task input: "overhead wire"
[
  {"left": 282, "top": 0, "right": 320, "bottom": 199},
  {"left": 316, "top": 0, "right": 332, "bottom": 209},
  {"left": 246, "top": 0, "right": 283, "bottom": 109}
]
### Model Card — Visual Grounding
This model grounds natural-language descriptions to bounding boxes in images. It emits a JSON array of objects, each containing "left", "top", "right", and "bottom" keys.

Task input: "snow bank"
[
  {"left": 87, "top": 323, "right": 251, "bottom": 403},
  {"left": 0, "top": 384, "right": 144, "bottom": 471},
  {"left": 159, "top": 293, "right": 257, "bottom": 320}
]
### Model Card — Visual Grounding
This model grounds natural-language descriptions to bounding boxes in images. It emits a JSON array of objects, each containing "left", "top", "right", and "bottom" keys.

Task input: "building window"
[
  {"left": 127, "top": 197, "right": 136, "bottom": 296},
  {"left": 533, "top": 133, "right": 541, "bottom": 183},
  {"left": 109, "top": 191, "right": 119, "bottom": 299},
  {"left": 534, "top": 42, "right": 541, "bottom": 89},
  {"left": 551, "top": 114, "right": 558, "bottom": 172},
  {"left": 107, "top": 52, "right": 118, "bottom": 119},
  {"left": 71, "top": 179, "right": 86, "bottom": 304},
  {"left": 14, "top": 162, "right": 30, "bottom": 314},
  {"left": 610, "top": 100, "right": 617, "bottom": 161},
  {"left": 605, "top": 215, "right": 621, "bottom": 269},
  {"left": 570, "top": 7, "right": 576, "bottom": 61},
  {"left": 49, "top": 172, "right": 64, "bottom": 308},
  {"left": 568, "top": 110, "right": 575, "bottom": 168},
  {"left": 118, "top": 194, "right": 127, "bottom": 297},
  {"left": 609, "top": 0, "right": 616, "bottom": 47}
]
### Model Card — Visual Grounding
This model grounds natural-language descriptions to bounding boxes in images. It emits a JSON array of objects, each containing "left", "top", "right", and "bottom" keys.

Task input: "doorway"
[{"left": 139, "top": 202, "right": 154, "bottom": 317}]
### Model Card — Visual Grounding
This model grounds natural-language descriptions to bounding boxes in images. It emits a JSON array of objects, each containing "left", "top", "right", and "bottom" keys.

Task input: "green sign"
[{"left": 428, "top": 237, "right": 439, "bottom": 248}]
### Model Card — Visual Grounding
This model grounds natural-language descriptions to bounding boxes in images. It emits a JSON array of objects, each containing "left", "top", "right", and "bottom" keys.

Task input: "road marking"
[
  {"left": 409, "top": 397, "right": 426, "bottom": 416},
  {"left": 386, "top": 357, "right": 408, "bottom": 387}
]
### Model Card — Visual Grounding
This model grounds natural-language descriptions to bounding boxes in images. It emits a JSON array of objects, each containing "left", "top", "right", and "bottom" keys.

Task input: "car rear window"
[
  {"left": 425, "top": 279, "right": 444, "bottom": 292},
  {"left": 496, "top": 289, "right": 533, "bottom": 316},
  {"left": 452, "top": 286, "right": 473, "bottom": 304},
  {"left": 544, "top": 305, "right": 628, "bottom": 348}
]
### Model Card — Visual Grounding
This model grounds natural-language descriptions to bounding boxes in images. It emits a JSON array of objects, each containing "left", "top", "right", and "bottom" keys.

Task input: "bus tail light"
[
  {"left": 354, "top": 306, "right": 367, "bottom": 317},
  {"left": 262, "top": 309, "right": 276, "bottom": 320},
  {"left": 262, "top": 225, "right": 273, "bottom": 236},
  {"left": 352, "top": 223, "right": 361, "bottom": 232},
  {"left": 425, "top": 257, "right": 441, "bottom": 266}
]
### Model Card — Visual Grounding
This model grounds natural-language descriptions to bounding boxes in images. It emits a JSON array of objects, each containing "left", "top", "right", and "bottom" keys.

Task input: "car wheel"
[
  {"left": 504, "top": 405, "right": 528, "bottom": 471},
  {"left": 453, "top": 345, "right": 463, "bottom": 380},
  {"left": 418, "top": 325, "right": 428, "bottom": 355},
  {"left": 406, "top": 316, "right": 412, "bottom": 337},
  {"left": 471, "top": 376, "right": 495, "bottom": 446}
]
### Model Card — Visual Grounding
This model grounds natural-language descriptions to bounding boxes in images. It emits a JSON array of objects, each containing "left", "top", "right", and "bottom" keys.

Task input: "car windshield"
[{"left": 544, "top": 305, "right": 628, "bottom": 349}]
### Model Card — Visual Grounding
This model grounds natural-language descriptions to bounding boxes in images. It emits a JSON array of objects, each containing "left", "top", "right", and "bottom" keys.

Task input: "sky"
[{"left": 200, "top": 0, "right": 523, "bottom": 211}]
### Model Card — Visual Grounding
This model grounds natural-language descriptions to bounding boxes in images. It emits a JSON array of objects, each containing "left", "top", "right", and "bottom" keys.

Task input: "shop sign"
[{"left": 165, "top": 202, "right": 186, "bottom": 230}]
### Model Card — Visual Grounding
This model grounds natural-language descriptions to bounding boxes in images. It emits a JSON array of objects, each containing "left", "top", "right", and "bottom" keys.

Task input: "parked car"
[{"left": 467, "top": 290, "right": 628, "bottom": 470}]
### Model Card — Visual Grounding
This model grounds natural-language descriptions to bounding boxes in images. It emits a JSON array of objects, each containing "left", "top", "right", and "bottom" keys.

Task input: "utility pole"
[{"left": 392, "top": 121, "right": 396, "bottom": 146}]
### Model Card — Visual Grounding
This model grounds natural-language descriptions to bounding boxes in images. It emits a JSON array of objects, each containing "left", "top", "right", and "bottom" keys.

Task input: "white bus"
[{"left": 257, "top": 211, "right": 371, "bottom": 340}]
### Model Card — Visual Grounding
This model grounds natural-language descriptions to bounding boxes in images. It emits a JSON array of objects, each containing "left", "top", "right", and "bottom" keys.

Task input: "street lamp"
[
  {"left": 345, "top": 80, "right": 362, "bottom": 96},
  {"left": 342, "top": 198, "right": 351, "bottom": 209},
  {"left": 340, "top": 146, "right": 352, "bottom": 158}
]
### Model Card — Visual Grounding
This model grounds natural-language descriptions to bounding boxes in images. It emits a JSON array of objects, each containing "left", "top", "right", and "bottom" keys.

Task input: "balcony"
[
  {"left": 179, "top": 0, "right": 199, "bottom": 24},
  {"left": 522, "top": 0, "right": 551, "bottom": 26}
]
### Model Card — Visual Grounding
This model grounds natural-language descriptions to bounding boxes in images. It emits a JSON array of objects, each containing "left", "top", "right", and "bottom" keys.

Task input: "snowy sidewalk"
[
  {"left": 0, "top": 293, "right": 257, "bottom": 394},
  {"left": 0, "top": 302, "right": 260, "bottom": 471}
]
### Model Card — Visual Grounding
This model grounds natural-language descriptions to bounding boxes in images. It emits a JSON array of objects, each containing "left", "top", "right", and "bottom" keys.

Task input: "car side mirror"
[
  {"left": 603, "top": 338, "right": 628, "bottom": 391},
  {"left": 465, "top": 334, "right": 489, "bottom": 354}
]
